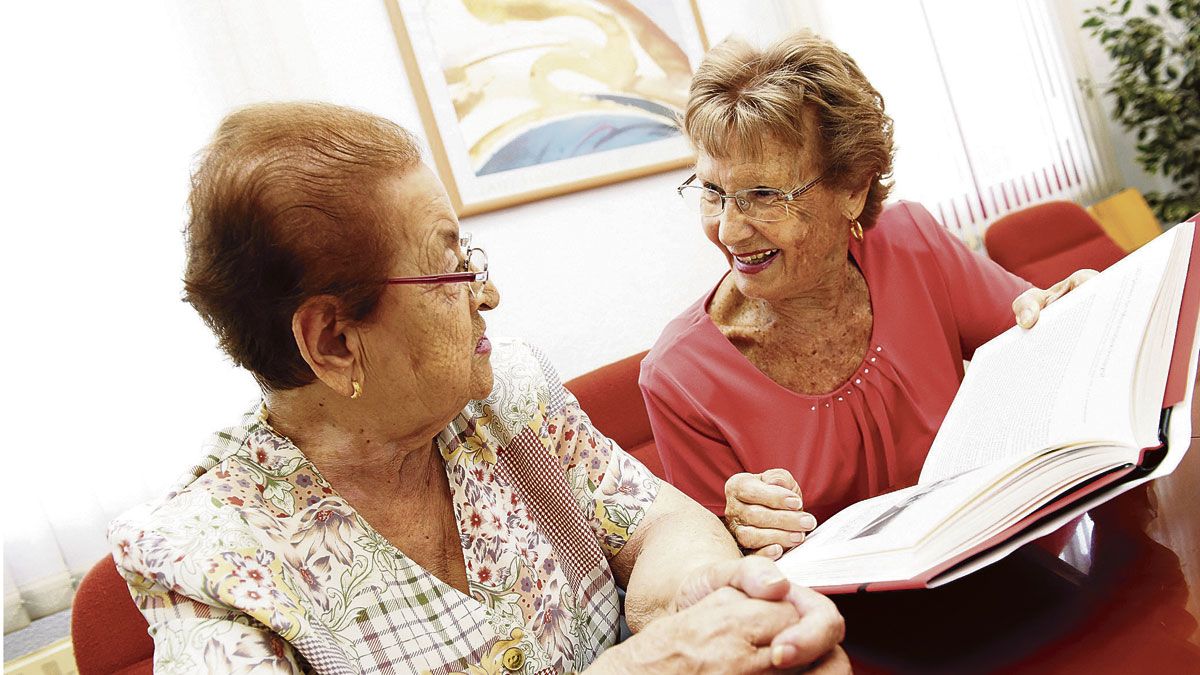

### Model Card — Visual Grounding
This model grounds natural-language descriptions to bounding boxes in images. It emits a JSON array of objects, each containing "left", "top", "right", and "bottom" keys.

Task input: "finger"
[
  {"left": 674, "top": 558, "right": 790, "bottom": 610},
  {"left": 732, "top": 476, "right": 805, "bottom": 510},
  {"left": 802, "top": 646, "right": 851, "bottom": 675},
  {"left": 731, "top": 597, "right": 804, "bottom": 646},
  {"left": 739, "top": 504, "right": 818, "bottom": 533},
  {"left": 736, "top": 524, "right": 808, "bottom": 550},
  {"left": 769, "top": 586, "right": 846, "bottom": 669},
  {"left": 753, "top": 544, "right": 784, "bottom": 560},
  {"left": 760, "top": 468, "right": 801, "bottom": 494},
  {"left": 1012, "top": 287, "right": 1048, "bottom": 328}
]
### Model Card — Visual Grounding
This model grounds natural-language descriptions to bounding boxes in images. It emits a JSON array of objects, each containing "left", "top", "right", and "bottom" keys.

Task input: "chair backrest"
[
  {"left": 984, "top": 200, "right": 1126, "bottom": 288},
  {"left": 71, "top": 555, "right": 153, "bottom": 675},
  {"left": 564, "top": 350, "right": 664, "bottom": 478},
  {"left": 1087, "top": 187, "right": 1163, "bottom": 252}
]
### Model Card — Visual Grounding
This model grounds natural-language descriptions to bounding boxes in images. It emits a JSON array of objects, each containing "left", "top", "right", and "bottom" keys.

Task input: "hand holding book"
[
  {"left": 724, "top": 468, "right": 817, "bottom": 559},
  {"left": 776, "top": 217, "right": 1200, "bottom": 592},
  {"left": 1013, "top": 268, "right": 1099, "bottom": 329}
]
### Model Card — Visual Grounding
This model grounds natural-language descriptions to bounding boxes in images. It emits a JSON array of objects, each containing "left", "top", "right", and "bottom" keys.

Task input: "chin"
[
  {"left": 469, "top": 363, "right": 495, "bottom": 400},
  {"left": 732, "top": 271, "right": 782, "bottom": 303}
]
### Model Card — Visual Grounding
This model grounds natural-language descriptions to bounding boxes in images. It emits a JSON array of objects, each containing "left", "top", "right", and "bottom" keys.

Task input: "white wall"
[
  {"left": 168, "top": 0, "right": 807, "bottom": 382},
  {"left": 1, "top": 0, "right": 795, "bottom": 552}
]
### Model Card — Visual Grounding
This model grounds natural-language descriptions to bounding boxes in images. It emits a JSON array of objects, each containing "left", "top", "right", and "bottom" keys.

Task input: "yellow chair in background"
[{"left": 1087, "top": 188, "right": 1162, "bottom": 252}]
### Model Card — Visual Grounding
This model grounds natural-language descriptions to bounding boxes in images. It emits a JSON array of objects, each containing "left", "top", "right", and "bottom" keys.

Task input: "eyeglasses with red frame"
[{"left": 385, "top": 233, "right": 489, "bottom": 297}]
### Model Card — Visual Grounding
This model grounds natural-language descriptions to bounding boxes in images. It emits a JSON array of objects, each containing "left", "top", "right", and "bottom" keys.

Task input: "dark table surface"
[{"left": 837, "top": 390, "right": 1200, "bottom": 674}]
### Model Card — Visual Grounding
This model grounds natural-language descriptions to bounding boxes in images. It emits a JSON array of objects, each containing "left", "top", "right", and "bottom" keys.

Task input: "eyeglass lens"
[{"left": 679, "top": 187, "right": 791, "bottom": 222}]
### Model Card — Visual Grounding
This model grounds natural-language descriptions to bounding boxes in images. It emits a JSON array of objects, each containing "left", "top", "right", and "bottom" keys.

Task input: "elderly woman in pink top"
[{"left": 639, "top": 31, "right": 1093, "bottom": 559}]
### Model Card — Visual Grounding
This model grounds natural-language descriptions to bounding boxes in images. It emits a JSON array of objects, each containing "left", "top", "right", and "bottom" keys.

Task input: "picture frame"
[{"left": 385, "top": 0, "right": 709, "bottom": 216}]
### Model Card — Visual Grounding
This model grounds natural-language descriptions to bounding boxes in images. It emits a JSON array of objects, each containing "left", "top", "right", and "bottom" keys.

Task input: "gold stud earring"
[
  {"left": 850, "top": 220, "right": 864, "bottom": 241},
  {"left": 350, "top": 380, "right": 362, "bottom": 400}
]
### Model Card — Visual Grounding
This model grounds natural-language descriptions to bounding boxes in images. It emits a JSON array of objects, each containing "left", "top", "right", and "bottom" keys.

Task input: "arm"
[
  {"left": 605, "top": 483, "right": 846, "bottom": 673},
  {"left": 610, "top": 480, "right": 739, "bottom": 630},
  {"left": 115, "top": 567, "right": 305, "bottom": 674},
  {"left": 536, "top": 348, "right": 842, "bottom": 671}
]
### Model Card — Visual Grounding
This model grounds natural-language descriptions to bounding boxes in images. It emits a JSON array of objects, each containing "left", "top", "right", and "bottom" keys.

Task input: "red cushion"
[
  {"left": 985, "top": 201, "right": 1126, "bottom": 288},
  {"left": 564, "top": 351, "right": 665, "bottom": 478},
  {"left": 71, "top": 556, "right": 154, "bottom": 675}
]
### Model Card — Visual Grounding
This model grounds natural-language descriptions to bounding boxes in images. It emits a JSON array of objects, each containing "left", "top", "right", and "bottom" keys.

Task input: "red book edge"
[
  {"left": 1162, "top": 213, "right": 1200, "bottom": 407},
  {"left": 817, "top": 215, "right": 1200, "bottom": 595}
]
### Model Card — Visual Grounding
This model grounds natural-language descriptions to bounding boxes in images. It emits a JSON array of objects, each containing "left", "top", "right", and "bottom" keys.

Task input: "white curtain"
[{"left": 793, "top": 0, "right": 1121, "bottom": 249}]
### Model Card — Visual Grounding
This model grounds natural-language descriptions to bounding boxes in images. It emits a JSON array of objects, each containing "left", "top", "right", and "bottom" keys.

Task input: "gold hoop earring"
[
  {"left": 850, "top": 220, "right": 864, "bottom": 241},
  {"left": 350, "top": 380, "right": 362, "bottom": 400}
]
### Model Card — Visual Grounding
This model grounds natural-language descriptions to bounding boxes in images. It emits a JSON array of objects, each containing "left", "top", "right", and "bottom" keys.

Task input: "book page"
[
  {"left": 780, "top": 464, "right": 997, "bottom": 565},
  {"left": 919, "top": 227, "right": 1181, "bottom": 485}
]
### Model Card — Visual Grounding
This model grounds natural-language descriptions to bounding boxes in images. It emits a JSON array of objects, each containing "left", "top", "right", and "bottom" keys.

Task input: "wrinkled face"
[
  {"left": 359, "top": 164, "right": 500, "bottom": 420},
  {"left": 695, "top": 135, "right": 852, "bottom": 304}
]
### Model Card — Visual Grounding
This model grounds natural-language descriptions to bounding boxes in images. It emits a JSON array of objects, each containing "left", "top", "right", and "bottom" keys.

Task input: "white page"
[{"left": 919, "top": 228, "right": 1181, "bottom": 485}]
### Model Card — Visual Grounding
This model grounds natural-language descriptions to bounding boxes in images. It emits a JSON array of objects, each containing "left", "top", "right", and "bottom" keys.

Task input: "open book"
[{"left": 777, "top": 214, "right": 1200, "bottom": 593}]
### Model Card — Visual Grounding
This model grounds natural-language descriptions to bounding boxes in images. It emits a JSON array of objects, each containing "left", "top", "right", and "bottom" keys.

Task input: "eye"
[{"left": 746, "top": 188, "right": 782, "bottom": 203}]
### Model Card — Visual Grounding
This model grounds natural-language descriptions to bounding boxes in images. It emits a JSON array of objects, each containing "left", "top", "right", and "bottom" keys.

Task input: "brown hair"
[
  {"left": 683, "top": 31, "right": 895, "bottom": 228},
  {"left": 183, "top": 101, "right": 422, "bottom": 391}
]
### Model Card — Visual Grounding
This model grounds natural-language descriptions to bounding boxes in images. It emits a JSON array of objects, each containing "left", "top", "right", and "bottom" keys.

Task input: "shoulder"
[
  {"left": 641, "top": 291, "right": 717, "bottom": 391},
  {"left": 865, "top": 201, "right": 950, "bottom": 256},
  {"left": 108, "top": 413, "right": 290, "bottom": 596}
]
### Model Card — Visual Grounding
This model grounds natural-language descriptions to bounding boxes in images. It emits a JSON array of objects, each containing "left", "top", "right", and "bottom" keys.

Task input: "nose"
[
  {"left": 476, "top": 278, "right": 500, "bottom": 311},
  {"left": 717, "top": 201, "right": 757, "bottom": 248}
]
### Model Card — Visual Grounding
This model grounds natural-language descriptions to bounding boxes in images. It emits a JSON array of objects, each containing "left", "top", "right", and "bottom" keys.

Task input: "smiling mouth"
[
  {"left": 732, "top": 248, "right": 781, "bottom": 274},
  {"left": 734, "top": 249, "right": 780, "bottom": 265}
]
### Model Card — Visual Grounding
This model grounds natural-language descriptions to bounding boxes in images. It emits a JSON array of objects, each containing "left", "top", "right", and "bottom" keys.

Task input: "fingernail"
[
  {"left": 789, "top": 531, "right": 806, "bottom": 543},
  {"left": 1018, "top": 309, "right": 1033, "bottom": 326},
  {"left": 772, "top": 644, "right": 797, "bottom": 668},
  {"left": 784, "top": 497, "right": 802, "bottom": 510},
  {"left": 800, "top": 514, "right": 817, "bottom": 529}
]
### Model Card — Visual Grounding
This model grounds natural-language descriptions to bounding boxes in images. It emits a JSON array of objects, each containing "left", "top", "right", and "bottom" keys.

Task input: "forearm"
[{"left": 613, "top": 481, "right": 742, "bottom": 632}]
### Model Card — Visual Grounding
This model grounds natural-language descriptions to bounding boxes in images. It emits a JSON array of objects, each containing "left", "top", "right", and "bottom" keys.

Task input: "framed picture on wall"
[{"left": 386, "top": 0, "right": 709, "bottom": 216}]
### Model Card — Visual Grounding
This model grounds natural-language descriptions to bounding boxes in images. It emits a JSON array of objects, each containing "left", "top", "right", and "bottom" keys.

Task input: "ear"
[
  {"left": 292, "top": 295, "right": 360, "bottom": 397},
  {"left": 840, "top": 175, "right": 873, "bottom": 223}
]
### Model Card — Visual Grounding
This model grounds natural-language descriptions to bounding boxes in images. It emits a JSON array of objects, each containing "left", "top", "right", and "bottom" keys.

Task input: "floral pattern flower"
[{"left": 109, "top": 340, "right": 660, "bottom": 673}]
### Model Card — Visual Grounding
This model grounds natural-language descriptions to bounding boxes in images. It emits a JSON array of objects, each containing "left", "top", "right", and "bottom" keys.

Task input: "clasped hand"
[{"left": 607, "top": 556, "right": 847, "bottom": 674}]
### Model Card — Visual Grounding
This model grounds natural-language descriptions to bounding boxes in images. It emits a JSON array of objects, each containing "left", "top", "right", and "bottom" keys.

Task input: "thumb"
[{"left": 674, "top": 558, "right": 790, "bottom": 611}]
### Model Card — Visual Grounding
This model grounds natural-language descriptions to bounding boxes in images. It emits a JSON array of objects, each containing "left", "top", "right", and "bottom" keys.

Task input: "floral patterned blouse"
[{"left": 109, "top": 340, "right": 661, "bottom": 674}]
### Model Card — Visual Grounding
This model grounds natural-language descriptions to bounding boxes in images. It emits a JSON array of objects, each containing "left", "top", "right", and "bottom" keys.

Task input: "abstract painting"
[{"left": 387, "top": 0, "right": 708, "bottom": 215}]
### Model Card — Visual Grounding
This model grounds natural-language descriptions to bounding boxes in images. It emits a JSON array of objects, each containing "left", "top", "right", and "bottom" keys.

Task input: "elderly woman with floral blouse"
[{"left": 108, "top": 102, "right": 847, "bottom": 674}]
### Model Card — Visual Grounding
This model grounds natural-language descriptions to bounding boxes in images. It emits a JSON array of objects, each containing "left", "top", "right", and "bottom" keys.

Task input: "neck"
[
  {"left": 749, "top": 256, "right": 860, "bottom": 332},
  {"left": 262, "top": 385, "right": 451, "bottom": 494}
]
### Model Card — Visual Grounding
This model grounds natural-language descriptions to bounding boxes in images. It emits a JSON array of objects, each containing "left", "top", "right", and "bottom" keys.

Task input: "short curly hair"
[
  {"left": 682, "top": 30, "right": 895, "bottom": 228},
  {"left": 183, "top": 102, "right": 422, "bottom": 391}
]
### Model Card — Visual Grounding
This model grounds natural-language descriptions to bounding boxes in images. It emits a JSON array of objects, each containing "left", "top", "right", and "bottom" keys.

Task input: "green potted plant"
[{"left": 1082, "top": 0, "right": 1199, "bottom": 223}]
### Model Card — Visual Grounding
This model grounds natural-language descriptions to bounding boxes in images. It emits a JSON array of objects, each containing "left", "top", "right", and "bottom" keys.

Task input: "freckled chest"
[{"left": 714, "top": 266, "right": 874, "bottom": 395}]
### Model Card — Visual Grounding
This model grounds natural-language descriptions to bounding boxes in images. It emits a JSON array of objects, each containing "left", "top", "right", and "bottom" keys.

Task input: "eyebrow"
[{"left": 701, "top": 179, "right": 776, "bottom": 192}]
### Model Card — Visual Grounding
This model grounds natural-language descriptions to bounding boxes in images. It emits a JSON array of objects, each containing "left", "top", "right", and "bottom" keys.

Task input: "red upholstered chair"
[
  {"left": 71, "top": 555, "right": 153, "bottom": 675},
  {"left": 564, "top": 350, "right": 665, "bottom": 478},
  {"left": 984, "top": 200, "right": 1126, "bottom": 288}
]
